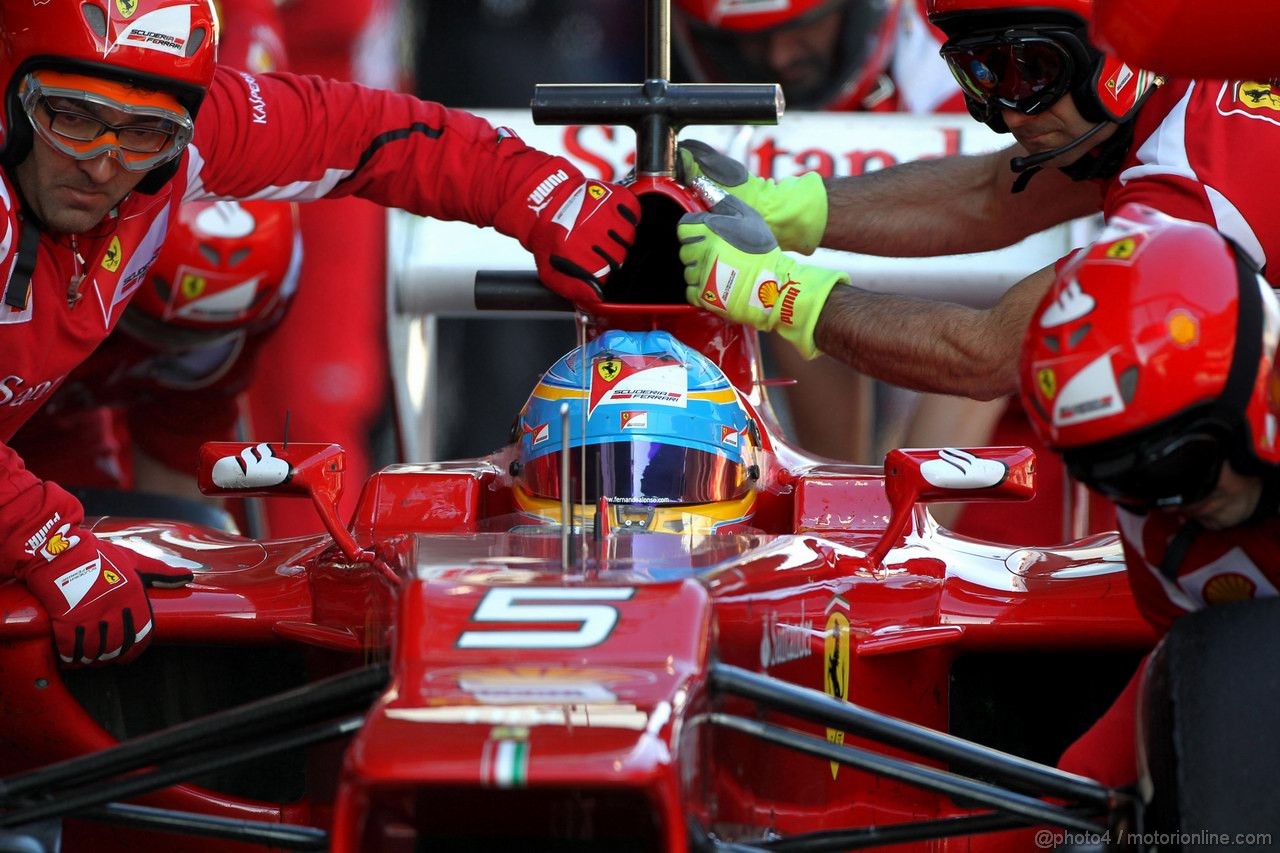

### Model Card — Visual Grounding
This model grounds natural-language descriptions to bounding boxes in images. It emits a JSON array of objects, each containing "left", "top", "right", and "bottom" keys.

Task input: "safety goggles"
[
  {"left": 19, "top": 71, "right": 193, "bottom": 172},
  {"left": 1063, "top": 420, "right": 1229, "bottom": 512},
  {"left": 939, "top": 32, "right": 1077, "bottom": 116}
]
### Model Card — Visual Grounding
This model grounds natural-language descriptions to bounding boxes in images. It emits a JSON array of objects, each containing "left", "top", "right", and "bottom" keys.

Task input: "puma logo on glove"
[{"left": 496, "top": 155, "right": 641, "bottom": 305}]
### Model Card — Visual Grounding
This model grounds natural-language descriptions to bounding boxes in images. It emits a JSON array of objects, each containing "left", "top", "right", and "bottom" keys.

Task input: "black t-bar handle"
[
  {"left": 530, "top": 0, "right": 782, "bottom": 176},
  {"left": 532, "top": 81, "right": 783, "bottom": 176}
]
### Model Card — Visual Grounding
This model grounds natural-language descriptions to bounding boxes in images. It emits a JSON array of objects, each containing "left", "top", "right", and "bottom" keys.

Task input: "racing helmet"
[
  {"left": 1020, "top": 203, "right": 1280, "bottom": 511},
  {"left": 672, "top": 0, "right": 899, "bottom": 111},
  {"left": 129, "top": 199, "right": 301, "bottom": 335},
  {"left": 511, "top": 330, "right": 760, "bottom": 534},
  {"left": 926, "top": 0, "right": 1157, "bottom": 132},
  {"left": 0, "top": 0, "right": 218, "bottom": 190}
]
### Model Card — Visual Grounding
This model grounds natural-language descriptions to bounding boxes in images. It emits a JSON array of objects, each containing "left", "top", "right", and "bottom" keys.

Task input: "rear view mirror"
[
  {"left": 867, "top": 447, "right": 1036, "bottom": 567},
  {"left": 198, "top": 441, "right": 345, "bottom": 500},
  {"left": 198, "top": 442, "right": 365, "bottom": 561}
]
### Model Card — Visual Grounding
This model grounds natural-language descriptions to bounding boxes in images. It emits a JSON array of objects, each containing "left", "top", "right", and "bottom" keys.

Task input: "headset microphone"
[{"left": 1009, "top": 121, "right": 1110, "bottom": 193}]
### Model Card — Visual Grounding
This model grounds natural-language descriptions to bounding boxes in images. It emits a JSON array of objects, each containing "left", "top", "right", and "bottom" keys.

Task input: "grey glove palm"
[{"left": 678, "top": 140, "right": 829, "bottom": 255}]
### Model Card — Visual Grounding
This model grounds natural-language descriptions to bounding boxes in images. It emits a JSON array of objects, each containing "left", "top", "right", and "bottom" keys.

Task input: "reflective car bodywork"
[{"left": 0, "top": 238, "right": 1151, "bottom": 848}]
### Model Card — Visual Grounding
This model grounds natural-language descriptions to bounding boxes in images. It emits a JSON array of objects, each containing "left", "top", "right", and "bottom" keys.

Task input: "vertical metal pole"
[
  {"left": 638, "top": 0, "right": 676, "bottom": 176},
  {"left": 645, "top": 0, "right": 670, "bottom": 80},
  {"left": 560, "top": 402, "right": 572, "bottom": 575}
]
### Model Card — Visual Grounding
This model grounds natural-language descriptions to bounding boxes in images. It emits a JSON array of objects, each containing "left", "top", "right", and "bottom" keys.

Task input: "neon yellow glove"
[
  {"left": 678, "top": 140, "right": 828, "bottom": 255},
  {"left": 678, "top": 195, "right": 846, "bottom": 359}
]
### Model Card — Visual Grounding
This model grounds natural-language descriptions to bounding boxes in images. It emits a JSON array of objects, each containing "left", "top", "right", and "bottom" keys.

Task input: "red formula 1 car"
[
  {"left": 1, "top": 5, "right": 1274, "bottom": 851},
  {"left": 0, "top": 184, "right": 1158, "bottom": 851}
]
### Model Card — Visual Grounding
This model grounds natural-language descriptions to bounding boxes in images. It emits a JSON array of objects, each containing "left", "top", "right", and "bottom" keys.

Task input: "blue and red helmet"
[{"left": 513, "top": 330, "right": 759, "bottom": 533}]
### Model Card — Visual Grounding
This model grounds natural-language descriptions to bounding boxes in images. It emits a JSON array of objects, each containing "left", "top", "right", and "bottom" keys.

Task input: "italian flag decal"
[{"left": 481, "top": 737, "right": 529, "bottom": 788}]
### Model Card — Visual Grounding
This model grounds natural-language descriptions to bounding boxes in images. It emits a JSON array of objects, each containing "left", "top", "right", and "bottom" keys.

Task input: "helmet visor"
[
  {"left": 940, "top": 34, "right": 1074, "bottom": 116},
  {"left": 520, "top": 440, "right": 753, "bottom": 504},
  {"left": 20, "top": 71, "right": 193, "bottom": 173},
  {"left": 1065, "top": 430, "right": 1227, "bottom": 512}
]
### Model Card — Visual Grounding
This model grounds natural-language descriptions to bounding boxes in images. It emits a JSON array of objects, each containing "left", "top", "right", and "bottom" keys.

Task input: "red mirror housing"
[
  {"left": 198, "top": 441, "right": 345, "bottom": 500},
  {"left": 867, "top": 447, "right": 1036, "bottom": 567},
  {"left": 198, "top": 442, "right": 368, "bottom": 563}
]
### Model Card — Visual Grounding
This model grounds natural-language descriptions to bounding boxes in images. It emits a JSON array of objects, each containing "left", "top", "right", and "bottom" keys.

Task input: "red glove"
[
  {"left": 495, "top": 155, "right": 640, "bottom": 304},
  {"left": 20, "top": 530, "right": 193, "bottom": 666}
]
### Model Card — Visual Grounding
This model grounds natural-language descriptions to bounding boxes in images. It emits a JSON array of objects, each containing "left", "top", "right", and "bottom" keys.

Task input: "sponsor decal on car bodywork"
[{"left": 824, "top": 594, "right": 851, "bottom": 779}]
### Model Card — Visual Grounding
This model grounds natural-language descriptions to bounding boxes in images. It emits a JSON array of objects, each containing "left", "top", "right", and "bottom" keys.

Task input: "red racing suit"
[
  {"left": 1116, "top": 506, "right": 1280, "bottom": 633},
  {"left": 1104, "top": 79, "right": 1280, "bottom": 271},
  {"left": 959, "top": 79, "right": 1280, "bottom": 546},
  {"left": 0, "top": 65, "right": 604, "bottom": 572},
  {"left": 9, "top": 301, "right": 292, "bottom": 488},
  {"left": 10, "top": 0, "right": 296, "bottom": 490},
  {"left": 1054, "top": 80, "right": 1280, "bottom": 788},
  {"left": 1058, "top": 504, "right": 1280, "bottom": 788}
]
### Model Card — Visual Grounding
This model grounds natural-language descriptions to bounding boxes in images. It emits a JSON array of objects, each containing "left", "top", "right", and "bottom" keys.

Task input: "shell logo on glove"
[
  {"left": 27, "top": 518, "right": 82, "bottom": 562},
  {"left": 45, "top": 531, "right": 75, "bottom": 556},
  {"left": 757, "top": 279, "right": 779, "bottom": 309}
]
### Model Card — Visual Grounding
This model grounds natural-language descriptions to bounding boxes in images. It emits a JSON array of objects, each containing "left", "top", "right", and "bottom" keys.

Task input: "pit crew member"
[
  {"left": 675, "top": 0, "right": 1278, "bottom": 436},
  {"left": 10, "top": 0, "right": 300, "bottom": 512},
  {"left": 1020, "top": 205, "right": 1280, "bottom": 787},
  {"left": 0, "top": 0, "right": 640, "bottom": 667}
]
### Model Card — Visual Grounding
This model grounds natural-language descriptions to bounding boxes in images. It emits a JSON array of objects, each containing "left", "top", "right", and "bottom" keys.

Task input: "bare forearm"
[
  {"left": 819, "top": 146, "right": 1102, "bottom": 257},
  {"left": 812, "top": 265, "right": 1055, "bottom": 399}
]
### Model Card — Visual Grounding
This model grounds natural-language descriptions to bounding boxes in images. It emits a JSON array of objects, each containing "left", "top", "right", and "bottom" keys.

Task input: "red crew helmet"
[
  {"left": 130, "top": 199, "right": 300, "bottom": 333},
  {"left": 0, "top": 0, "right": 218, "bottom": 188},
  {"left": 672, "top": 0, "right": 899, "bottom": 111},
  {"left": 1020, "top": 204, "right": 1280, "bottom": 510},
  {"left": 926, "top": 0, "right": 1156, "bottom": 132}
]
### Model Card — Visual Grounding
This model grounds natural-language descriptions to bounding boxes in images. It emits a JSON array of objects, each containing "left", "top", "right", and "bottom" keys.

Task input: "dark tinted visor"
[
  {"left": 521, "top": 441, "right": 751, "bottom": 504},
  {"left": 1065, "top": 431, "right": 1227, "bottom": 511},
  {"left": 940, "top": 34, "right": 1073, "bottom": 115}
]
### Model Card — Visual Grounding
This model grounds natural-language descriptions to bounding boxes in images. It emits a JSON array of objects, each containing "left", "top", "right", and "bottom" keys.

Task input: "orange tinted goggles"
[{"left": 19, "top": 71, "right": 193, "bottom": 172}]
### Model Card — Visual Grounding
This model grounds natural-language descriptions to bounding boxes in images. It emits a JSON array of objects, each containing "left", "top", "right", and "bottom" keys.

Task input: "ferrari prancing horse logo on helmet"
[
  {"left": 1037, "top": 368, "right": 1057, "bottom": 400},
  {"left": 180, "top": 274, "right": 207, "bottom": 299},
  {"left": 115, "top": 0, "right": 138, "bottom": 18},
  {"left": 1104, "top": 238, "right": 1137, "bottom": 260},
  {"left": 597, "top": 359, "right": 621, "bottom": 383}
]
